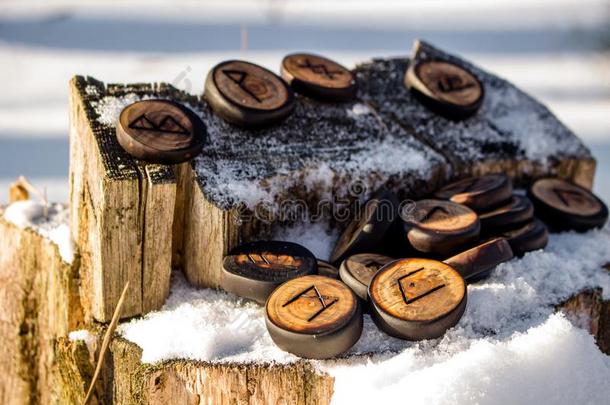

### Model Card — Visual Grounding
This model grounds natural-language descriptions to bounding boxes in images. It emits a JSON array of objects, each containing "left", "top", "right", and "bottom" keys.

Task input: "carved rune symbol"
[
  {"left": 437, "top": 74, "right": 475, "bottom": 93},
  {"left": 282, "top": 285, "right": 338, "bottom": 322},
  {"left": 128, "top": 113, "right": 189, "bottom": 135},
  {"left": 423, "top": 206, "right": 450, "bottom": 222},
  {"left": 222, "top": 69, "right": 266, "bottom": 103},
  {"left": 297, "top": 59, "right": 343, "bottom": 79},
  {"left": 397, "top": 267, "right": 446, "bottom": 305},
  {"left": 242, "top": 253, "right": 298, "bottom": 269},
  {"left": 552, "top": 188, "right": 587, "bottom": 207}
]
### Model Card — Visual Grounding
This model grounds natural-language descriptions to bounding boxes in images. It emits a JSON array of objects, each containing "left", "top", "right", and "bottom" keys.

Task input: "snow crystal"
[
  {"left": 92, "top": 93, "right": 148, "bottom": 126},
  {"left": 3, "top": 200, "right": 75, "bottom": 263}
]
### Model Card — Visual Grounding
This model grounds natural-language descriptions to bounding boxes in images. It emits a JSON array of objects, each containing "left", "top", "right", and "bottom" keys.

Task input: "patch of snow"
[
  {"left": 3, "top": 200, "right": 75, "bottom": 263},
  {"left": 119, "top": 223, "right": 610, "bottom": 379},
  {"left": 273, "top": 221, "right": 339, "bottom": 260},
  {"left": 69, "top": 329, "right": 97, "bottom": 355},
  {"left": 347, "top": 102, "right": 372, "bottom": 118},
  {"left": 92, "top": 93, "right": 147, "bottom": 126}
]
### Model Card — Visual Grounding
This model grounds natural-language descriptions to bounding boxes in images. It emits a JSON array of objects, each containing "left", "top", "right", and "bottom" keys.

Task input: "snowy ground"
[{"left": 0, "top": 0, "right": 609, "bottom": 203}]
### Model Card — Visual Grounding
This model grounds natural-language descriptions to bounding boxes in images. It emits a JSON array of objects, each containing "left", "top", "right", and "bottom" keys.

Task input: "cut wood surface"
[{"left": 69, "top": 77, "right": 192, "bottom": 321}]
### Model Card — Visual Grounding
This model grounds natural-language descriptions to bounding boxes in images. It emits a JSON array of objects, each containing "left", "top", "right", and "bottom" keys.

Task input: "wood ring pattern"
[
  {"left": 116, "top": 99, "right": 205, "bottom": 164},
  {"left": 281, "top": 53, "right": 357, "bottom": 101},
  {"left": 266, "top": 275, "right": 358, "bottom": 335}
]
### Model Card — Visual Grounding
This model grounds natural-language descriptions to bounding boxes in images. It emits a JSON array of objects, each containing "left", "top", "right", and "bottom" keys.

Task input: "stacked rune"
[{"left": 113, "top": 49, "right": 608, "bottom": 359}]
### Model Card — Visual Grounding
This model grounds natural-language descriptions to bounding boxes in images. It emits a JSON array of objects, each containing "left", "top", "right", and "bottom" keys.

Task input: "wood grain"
[
  {"left": 369, "top": 258, "right": 465, "bottom": 323},
  {"left": 267, "top": 275, "right": 357, "bottom": 334},
  {"left": 531, "top": 178, "right": 602, "bottom": 216}
]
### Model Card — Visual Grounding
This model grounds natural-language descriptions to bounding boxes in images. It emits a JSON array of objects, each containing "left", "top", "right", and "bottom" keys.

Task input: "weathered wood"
[
  {"left": 354, "top": 40, "right": 596, "bottom": 189},
  {"left": 110, "top": 338, "right": 334, "bottom": 405},
  {"left": 69, "top": 77, "right": 183, "bottom": 321},
  {"left": 0, "top": 216, "right": 83, "bottom": 405},
  {"left": 140, "top": 164, "right": 176, "bottom": 313}
]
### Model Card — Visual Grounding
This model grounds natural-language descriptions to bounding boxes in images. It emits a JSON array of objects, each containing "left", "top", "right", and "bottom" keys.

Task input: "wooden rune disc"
[
  {"left": 434, "top": 173, "right": 513, "bottom": 212},
  {"left": 116, "top": 99, "right": 206, "bottom": 164},
  {"left": 204, "top": 60, "right": 295, "bottom": 127},
  {"left": 265, "top": 275, "right": 362, "bottom": 359},
  {"left": 368, "top": 258, "right": 466, "bottom": 340},
  {"left": 405, "top": 59, "right": 484, "bottom": 120},
  {"left": 221, "top": 241, "right": 316, "bottom": 304},
  {"left": 330, "top": 189, "right": 400, "bottom": 265},
  {"left": 499, "top": 218, "right": 549, "bottom": 257},
  {"left": 281, "top": 53, "right": 357, "bottom": 101},
  {"left": 317, "top": 259, "right": 339, "bottom": 279},
  {"left": 528, "top": 178, "right": 608, "bottom": 232},
  {"left": 401, "top": 199, "right": 480, "bottom": 256},
  {"left": 479, "top": 195, "right": 534, "bottom": 232},
  {"left": 339, "top": 253, "right": 395, "bottom": 301},
  {"left": 443, "top": 237, "right": 513, "bottom": 282}
]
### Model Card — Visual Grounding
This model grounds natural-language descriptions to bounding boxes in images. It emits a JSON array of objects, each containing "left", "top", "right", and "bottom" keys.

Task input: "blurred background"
[{"left": 1, "top": 0, "right": 608, "bottom": 202}]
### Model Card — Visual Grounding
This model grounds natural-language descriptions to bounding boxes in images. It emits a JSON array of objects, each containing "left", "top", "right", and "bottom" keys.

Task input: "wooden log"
[
  {"left": 354, "top": 40, "right": 596, "bottom": 189},
  {"left": 69, "top": 77, "right": 189, "bottom": 321},
  {"left": 0, "top": 215, "right": 83, "bottom": 405}
]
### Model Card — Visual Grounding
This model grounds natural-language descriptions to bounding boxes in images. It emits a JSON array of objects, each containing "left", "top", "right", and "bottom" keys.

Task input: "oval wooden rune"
[
  {"left": 479, "top": 194, "right": 534, "bottom": 233},
  {"left": 339, "top": 253, "right": 395, "bottom": 301},
  {"left": 221, "top": 241, "right": 316, "bottom": 304},
  {"left": 401, "top": 199, "right": 480, "bottom": 255},
  {"left": 368, "top": 258, "right": 466, "bottom": 340},
  {"left": 317, "top": 259, "right": 339, "bottom": 279},
  {"left": 405, "top": 59, "right": 484, "bottom": 119},
  {"left": 330, "top": 189, "right": 400, "bottom": 265},
  {"left": 265, "top": 275, "right": 362, "bottom": 359},
  {"left": 116, "top": 99, "right": 206, "bottom": 164},
  {"left": 498, "top": 218, "right": 549, "bottom": 257},
  {"left": 204, "top": 60, "right": 295, "bottom": 126},
  {"left": 281, "top": 53, "right": 357, "bottom": 101},
  {"left": 443, "top": 237, "right": 513, "bottom": 282},
  {"left": 528, "top": 178, "right": 608, "bottom": 231},
  {"left": 434, "top": 173, "right": 513, "bottom": 212}
]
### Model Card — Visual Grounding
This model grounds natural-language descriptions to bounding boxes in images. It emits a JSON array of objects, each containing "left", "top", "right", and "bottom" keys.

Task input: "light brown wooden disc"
[
  {"left": 434, "top": 174, "right": 512, "bottom": 211},
  {"left": 402, "top": 199, "right": 478, "bottom": 233},
  {"left": 415, "top": 60, "right": 482, "bottom": 107},
  {"left": 212, "top": 60, "right": 290, "bottom": 111},
  {"left": 116, "top": 100, "right": 205, "bottom": 164},
  {"left": 530, "top": 178, "right": 602, "bottom": 217},
  {"left": 281, "top": 53, "right": 355, "bottom": 95},
  {"left": 266, "top": 275, "right": 358, "bottom": 335},
  {"left": 340, "top": 253, "right": 394, "bottom": 300},
  {"left": 369, "top": 258, "right": 465, "bottom": 323}
]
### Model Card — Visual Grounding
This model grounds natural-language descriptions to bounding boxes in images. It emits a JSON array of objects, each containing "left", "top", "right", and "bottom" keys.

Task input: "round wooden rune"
[
  {"left": 204, "top": 60, "right": 295, "bottom": 126},
  {"left": 434, "top": 173, "right": 513, "bottom": 212},
  {"left": 405, "top": 59, "right": 484, "bottom": 120},
  {"left": 528, "top": 178, "right": 608, "bottom": 231},
  {"left": 368, "top": 258, "right": 466, "bottom": 340},
  {"left": 479, "top": 194, "right": 534, "bottom": 232},
  {"left": 339, "top": 253, "right": 395, "bottom": 301},
  {"left": 265, "top": 275, "right": 362, "bottom": 359},
  {"left": 116, "top": 99, "right": 206, "bottom": 164},
  {"left": 498, "top": 218, "right": 549, "bottom": 257},
  {"left": 330, "top": 189, "right": 400, "bottom": 264},
  {"left": 281, "top": 53, "right": 357, "bottom": 101},
  {"left": 221, "top": 241, "right": 316, "bottom": 304},
  {"left": 401, "top": 199, "right": 480, "bottom": 255}
]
